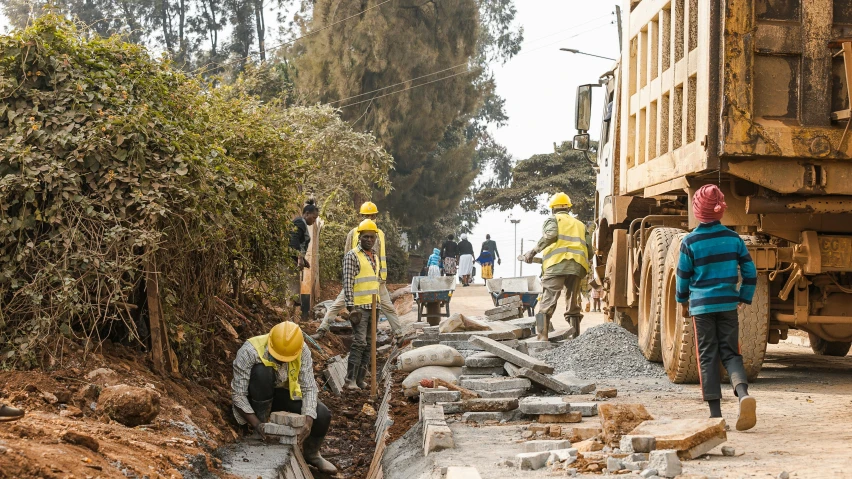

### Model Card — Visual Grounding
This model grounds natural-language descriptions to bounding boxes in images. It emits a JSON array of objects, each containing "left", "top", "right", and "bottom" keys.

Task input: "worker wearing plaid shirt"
[{"left": 342, "top": 220, "right": 380, "bottom": 390}]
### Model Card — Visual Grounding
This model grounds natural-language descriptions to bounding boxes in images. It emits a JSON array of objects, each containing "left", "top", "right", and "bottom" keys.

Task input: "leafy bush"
[{"left": 0, "top": 16, "right": 392, "bottom": 369}]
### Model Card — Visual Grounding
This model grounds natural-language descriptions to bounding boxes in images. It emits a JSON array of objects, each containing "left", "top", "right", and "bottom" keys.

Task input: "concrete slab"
[
  {"left": 504, "top": 363, "right": 594, "bottom": 395},
  {"left": 519, "top": 397, "right": 571, "bottom": 415},
  {"left": 470, "top": 336, "right": 554, "bottom": 374},
  {"left": 473, "top": 388, "right": 528, "bottom": 399},
  {"left": 522, "top": 440, "right": 572, "bottom": 452},
  {"left": 460, "top": 398, "right": 519, "bottom": 412},
  {"left": 461, "top": 412, "right": 503, "bottom": 424},
  {"left": 566, "top": 402, "right": 598, "bottom": 417},
  {"left": 459, "top": 377, "right": 531, "bottom": 392},
  {"left": 648, "top": 449, "right": 682, "bottom": 477},
  {"left": 629, "top": 418, "right": 727, "bottom": 460},
  {"left": 464, "top": 353, "right": 505, "bottom": 368},
  {"left": 421, "top": 390, "right": 462, "bottom": 405},
  {"left": 461, "top": 366, "right": 506, "bottom": 376}
]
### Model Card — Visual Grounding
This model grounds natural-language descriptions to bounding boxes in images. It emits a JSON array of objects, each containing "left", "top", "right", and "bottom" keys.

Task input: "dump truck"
[{"left": 572, "top": 0, "right": 852, "bottom": 383}]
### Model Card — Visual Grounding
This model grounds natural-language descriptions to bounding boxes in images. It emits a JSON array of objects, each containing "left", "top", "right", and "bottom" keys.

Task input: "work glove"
[
  {"left": 347, "top": 306, "right": 363, "bottom": 326},
  {"left": 522, "top": 250, "right": 537, "bottom": 264}
]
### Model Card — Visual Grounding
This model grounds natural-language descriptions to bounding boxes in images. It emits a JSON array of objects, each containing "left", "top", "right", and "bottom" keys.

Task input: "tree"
[{"left": 477, "top": 141, "right": 598, "bottom": 221}]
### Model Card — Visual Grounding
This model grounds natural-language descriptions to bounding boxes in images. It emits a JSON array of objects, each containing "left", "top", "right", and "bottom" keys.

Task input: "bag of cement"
[
  {"left": 439, "top": 313, "right": 491, "bottom": 333},
  {"left": 401, "top": 366, "right": 462, "bottom": 397},
  {"left": 397, "top": 344, "right": 464, "bottom": 372}
]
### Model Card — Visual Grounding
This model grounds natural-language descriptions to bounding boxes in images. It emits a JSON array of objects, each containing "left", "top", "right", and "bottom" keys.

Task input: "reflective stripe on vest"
[
  {"left": 541, "top": 213, "right": 589, "bottom": 273},
  {"left": 353, "top": 249, "right": 380, "bottom": 305},
  {"left": 351, "top": 227, "right": 387, "bottom": 281},
  {"left": 246, "top": 334, "right": 302, "bottom": 400}
]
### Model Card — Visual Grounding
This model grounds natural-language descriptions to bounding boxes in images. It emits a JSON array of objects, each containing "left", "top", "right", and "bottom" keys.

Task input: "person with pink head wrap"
[{"left": 676, "top": 184, "right": 758, "bottom": 431}]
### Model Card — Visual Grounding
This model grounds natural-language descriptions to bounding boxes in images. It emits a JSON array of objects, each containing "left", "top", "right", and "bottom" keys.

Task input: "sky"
[{"left": 0, "top": 2, "right": 621, "bottom": 281}]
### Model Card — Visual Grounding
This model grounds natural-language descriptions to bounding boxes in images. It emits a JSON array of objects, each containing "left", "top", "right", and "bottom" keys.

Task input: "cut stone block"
[
  {"left": 437, "top": 331, "right": 517, "bottom": 341},
  {"left": 421, "top": 390, "right": 462, "bottom": 405},
  {"left": 508, "top": 317, "right": 536, "bottom": 329},
  {"left": 595, "top": 388, "right": 618, "bottom": 399},
  {"left": 516, "top": 451, "right": 550, "bottom": 471},
  {"left": 461, "top": 366, "right": 506, "bottom": 376},
  {"left": 566, "top": 402, "right": 598, "bottom": 417},
  {"left": 262, "top": 423, "right": 299, "bottom": 437},
  {"left": 424, "top": 424, "right": 455, "bottom": 455},
  {"left": 445, "top": 466, "right": 482, "bottom": 479},
  {"left": 548, "top": 328, "right": 574, "bottom": 341},
  {"left": 563, "top": 425, "right": 603, "bottom": 442},
  {"left": 277, "top": 435, "right": 298, "bottom": 445},
  {"left": 519, "top": 397, "right": 571, "bottom": 415},
  {"left": 598, "top": 403, "right": 654, "bottom": 444},
  {"left": 640, "top": 469, "right": 658, "bottom": 478},
  {"left": 506, "top": 363, "right": 595, "bottom": 395},
  {"left": 551, "top": 373, "right": 596, "bottom": 394},
  {"left": 269, "top": 411, "right": 307, "bottom": 428},
  {"left": 458, "top": 375, "right": 493, "bottom": 381},
  {"left": 322, "top": 355, "right": 347, "bottom": 396},
  {"left": 498, "top": 295, "right": 523, "bottom": 306},
  {"left": 465, "top": 353, "right": 505, "bottom": 368},
  {"left": 459, "top": 377, "right": 531, "bottom": 392},
  {"left": 523, "top": 440, "right": 572, "bottom": 453},
  {"left": 538, "top": 412, "right": 582, "bottom": 423},
  {"left": 474, "top": 388, "right": 528, "bottom": 399},
  {"left": 573, "top": 438, "right": 604, "bottom": 453},
  {"left": 438, "top": 402, "right": 463, "bottom": 414},
  {"left": 629, "top": 453, "right": 650, "bottom": 462},
  {"left": 471, "top": 336, "right": 554, "bottom": 373},
  {"left": 606, "top": 456, "right": 623, "bottom": 472},
  {"left": 629, "top": 418, "right": 727, "bottom": 460},
  {"left": 648, "top": 450, "right": 682, "bottom": 478},
  {"left": 485, "top": 304, "right": 520, "bottom": 316},
  {"left": 412, "top": 339, "right": 440, "bottom": 348},
  {"left": 620, "top": 435, "right": 657, "bottom": 453},
  {"left": 548, "top": 448, "right": 578, "bottom": 463},
  {"left": 440, "top": 340, "right": 484, "bottom": 351},
  {"left": 461, "top": 398, "right": 519, "bottom": 412},
  {"left": 461, "top": 412, "right": 503, "bottom": 423},
  {"left": 421, "top": 404, "right": 446, "bottom": 424},
  {"left": 501, "top": 409, "right": 530, "bottom": 422}
]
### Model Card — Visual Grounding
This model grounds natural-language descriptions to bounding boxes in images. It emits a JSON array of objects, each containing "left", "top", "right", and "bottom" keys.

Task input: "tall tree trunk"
[
  {"left": 203, "top": 0, "right": 219, "bottom": 55},
  {"left": 254, "top": 0, "right": 266, "bottom": 62},
  {"left": 178, "top": 0, "right": 187, "bottom": 63},
  {"left": 161, "top": 0, "right": 174, "bottom": 53}
]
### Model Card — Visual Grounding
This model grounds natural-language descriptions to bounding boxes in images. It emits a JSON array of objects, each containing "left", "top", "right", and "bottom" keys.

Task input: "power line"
[
  {"left": 330, "top": 61, "right": 469, "bottom": 105},
  {"left": 338, "top": 68, "right": 479, "bottom": 108}
]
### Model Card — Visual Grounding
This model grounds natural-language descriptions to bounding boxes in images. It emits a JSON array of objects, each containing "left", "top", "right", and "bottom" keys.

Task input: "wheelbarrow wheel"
[{"left": 425, "top": 302, "right": 442, "bottom": 326}]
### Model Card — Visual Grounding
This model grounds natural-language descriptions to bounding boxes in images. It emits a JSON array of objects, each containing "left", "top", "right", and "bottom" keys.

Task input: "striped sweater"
[{"left": 675, "top": 221, "right": 757, "bottom": 315}]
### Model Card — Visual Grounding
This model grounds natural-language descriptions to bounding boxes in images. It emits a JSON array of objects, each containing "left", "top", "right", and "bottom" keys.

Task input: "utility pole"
[
  {"left": 510, "top": 218, "right": 521, "bottom": 276},
  {"left": 520, "top": 239, "right": 524, "bottom": 276},
  {"left": 615, "top": 6, "right": 623, "bottom": 51}
]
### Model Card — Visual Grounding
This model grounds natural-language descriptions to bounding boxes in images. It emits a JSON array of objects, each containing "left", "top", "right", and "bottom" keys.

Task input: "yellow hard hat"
[
  {"left": 359, "top": 201, "right": 379, "bottom": 215},
  {"left": 357, "top": 218, "right": 379, "bottom": 233},
  {"left": 267, "top": 322, "right": 304, "bottom": 362},
  {"left": 549, "top": 192, "right": 573, "bottom": 209}
]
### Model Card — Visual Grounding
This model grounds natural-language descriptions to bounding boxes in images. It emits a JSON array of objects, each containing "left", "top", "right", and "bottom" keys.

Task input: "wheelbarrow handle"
[{"left": 517, "top": 254, "right": 543, "bottom": 264}]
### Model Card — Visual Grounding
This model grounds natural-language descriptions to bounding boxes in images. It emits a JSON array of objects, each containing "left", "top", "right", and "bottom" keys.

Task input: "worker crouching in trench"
[{"left": 231, "top": 322, "right": 338, "bottom": 474}]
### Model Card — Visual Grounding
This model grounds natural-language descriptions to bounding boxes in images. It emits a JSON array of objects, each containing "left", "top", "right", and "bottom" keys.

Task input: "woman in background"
[
  {"left": 426, "top": 248, "right": 442, "bottom": 277},
  {"left": 475, "top": 250, "right": 494, "bottom": 282},
  {"left": 457, "top": 234, "right": 475, "bottom": 286}
]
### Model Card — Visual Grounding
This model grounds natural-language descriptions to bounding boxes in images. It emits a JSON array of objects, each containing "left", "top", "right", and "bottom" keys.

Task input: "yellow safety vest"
[
  {"left": 351, "top": 227, "right": 387, "bottom": 281},
  {"left": 541, "top": 212, "right": 590, "bottom": 273},
  {"left": 353, "top": 248, "right": 380, "bottom": 306},
  {"left": 247, "top": 334, "right": 302, "bottom": 400}
]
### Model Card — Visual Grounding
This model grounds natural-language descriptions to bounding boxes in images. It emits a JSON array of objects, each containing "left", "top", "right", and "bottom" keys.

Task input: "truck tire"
[
  {"left": 738, "top": 274, "right": 770, "bottom": 380},
  {"left": 808, "top": 335, "right": 852, "bottom": 356},
  {"left": 660, "top": 234, "right": 699, "bottom": 383},
  {"left": 638, "top": 227, "right": 682, "bottom": 362}
]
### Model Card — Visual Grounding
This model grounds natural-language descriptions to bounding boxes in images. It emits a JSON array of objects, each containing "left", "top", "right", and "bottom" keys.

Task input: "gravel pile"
[{"left": 541, "top": 323, "right": 666, "bottom": 379}]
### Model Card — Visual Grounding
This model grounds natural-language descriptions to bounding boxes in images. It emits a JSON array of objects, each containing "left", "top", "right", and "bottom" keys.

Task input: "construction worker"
[
  {"left": 312, "top": 202, "right": 403, "bottom": 341},
  {"left": 231, "top": 322, "right": 337, "bottom": 474},
  {"left": 522, "top": 192, "right": 592, "bottom": 338},
  {"left": 676, "top": 184, "right": 757, "bottom": 430},
  {"left": 341, "top": 219, "right": 381, "bottom": 390}
]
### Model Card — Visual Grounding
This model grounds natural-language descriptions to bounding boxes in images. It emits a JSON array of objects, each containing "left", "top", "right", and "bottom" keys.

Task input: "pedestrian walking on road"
[
  {"left": 312, "top": 202, "right": 403, "bottom": 342},
  {"left": 231, "top": 321, "right": 337, "bottom": 474},
  {"left": 441, "top": 234, "right": 459, "bottom": 277},
  {"left": 475, "top": 250, "right": 494, "bottom": 281},
  {"left": 523, "top": 193, "right": 591, "bottom": 338},
  {"left": 676, "top": 184, "right": 758, "bottom": 431},
  {"left": 457, "top": 234, "right": 475, "bottom": 286},
  {"left": 590, "top": 283, "right": 602, "bottom": 312},
  {"left": 426, "top": 248, "right": 442, "bottom": 277},
  {"left": 481, "top": 234, "right": 501, "bottom": 267}
]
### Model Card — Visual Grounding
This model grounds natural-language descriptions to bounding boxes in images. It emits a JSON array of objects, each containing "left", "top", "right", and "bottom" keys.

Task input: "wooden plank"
[
  {"left": 145, "top": 258, "right": 166, "bottom": 375},
  {"left": 292, "top": 446, "right": 314, "bottom": 479}
]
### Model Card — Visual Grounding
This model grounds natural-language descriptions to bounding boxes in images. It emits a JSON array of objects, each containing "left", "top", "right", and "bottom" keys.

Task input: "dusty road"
[{"left": 395, "top": 283, "right": 852, "bottom": 479}]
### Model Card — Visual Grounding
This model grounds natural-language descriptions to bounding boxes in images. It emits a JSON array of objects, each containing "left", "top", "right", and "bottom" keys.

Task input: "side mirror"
[
  {"left": 575, "top": 84, "right": 594, "bottom": 132},
  {"left": 573, "top": 133, "right": 590, "bottom": 151}
]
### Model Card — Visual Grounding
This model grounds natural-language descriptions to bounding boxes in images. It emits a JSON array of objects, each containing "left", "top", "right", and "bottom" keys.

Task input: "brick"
[
  {"left": 461, "top": 366, "right": 506, "bottom": 376},
  {"left": 523, "top": 440, "right": 571, "bottom": 453},
  {"left": 620, "top": 435, "right": 657, "bottom": 453},
  {"left": 504, "top": 363, "right": 593, "bottom": 395},
  {"left": 459, "top": 377, "right": 531, "bottom": 392},
  {"left": 519, "top": 397, "right": 571, "bottom": 415},
  {"left": 461, "top": 412, "right": 503, "bottom": 423},
  {"left": 648, "top": 450, "right": 682, "bottom": 478},
  {"left": 262, "top": 423, "right": 299, "bottom": 436},
  {"left": 424, "top": 424, "right": 455, "bottom": 455},
  {"left": 445, "top": 466, "right": 482, "bottom": 479},
  {"left": 566, "top": 402, "right": 598, "bottom": 417},
  {"left": 538, "top": 412, "right": 582, "bottom": 423},
  {"left": 629, "top": 418, "right": 727, "bottom": 460},
  {"left": 470, "top": 336, "right": 554, "bottom": 374},
  {"left": 516, "top": 451, "right": 550, "bottom": 470},
  {"left": 421, "top": 390, "right": 461, "bottom": 405},
  {"left": 277, "top": 435, "right": 298, "bottom": 445},
  {"left": 464, "top": 353, "right": 505, "bottom": 368},
  {"left": 474, "top": 388, "right": 528, "bottom": 399},
  {"left": 461, "top": 398, "right": 518, "bottom": 412},
  {"left": 549, "top": 425, "right": 562, "bottom": 437}
]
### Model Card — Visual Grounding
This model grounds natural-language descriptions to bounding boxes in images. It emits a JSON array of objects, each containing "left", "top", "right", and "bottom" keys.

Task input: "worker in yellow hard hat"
[
  {"left": 522, "top": 192, "right": 592, "bottom": 339},
  {"left": 312, "top": 201, "right": 403, "bottom": 342},
  {"left": 231, "top": 321, "right": 337, "bottom": 474},
  {"left": 340, "top": 219, "right": 381, "bottom": 390}
]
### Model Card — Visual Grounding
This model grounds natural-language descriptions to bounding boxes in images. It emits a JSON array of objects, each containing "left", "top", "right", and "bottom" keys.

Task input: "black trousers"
[
  {"left": 348, "top": 307, "right": 373, "bottom": 374},
  {"left": 248, "top": 363, "right": 331, "bottom": 439},
  {"left": 693, "top": 309, "right": 748, "bottom": 401}
]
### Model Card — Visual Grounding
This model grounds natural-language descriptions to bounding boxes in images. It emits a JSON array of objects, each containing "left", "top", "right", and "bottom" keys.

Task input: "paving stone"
[
  {"left": 629, "top": 418, "right": 727, "bottom": 460},
  {"left": 595, "top": 388, "right": 618, "bottom": 399},
  {"left": 516, "top": 451, "right": 550, "bottom": 470},
  {"left": 445, "top": 466, "right": 482, "bottom": 479},
  {"left": 486, "top": 304, "right": 520, "bottom": 316},
  {"left": 412, "top": 339, "right": 440, "bottom": 348},
  {"left": 458, "top": 374, "right": 494, "bottom": 381},
  {"left": 461, "top": 398, "right": 519, "bottom": 412},
  {"left": 423, "top": 326, "right": 440, "bottom": 335},
  {"left": 551, "top": 373, "right": 596, "bottom": 394},
  {"left": 508, "top": 317, "right": 536, "bottom": 329},
  {"left": 519, "top": 397, "right": 571, "bottom": 415},
  {"left": 439, "top": 340, "right": 484, "bottom": 351},
  {"left": 461, "top": 366, "right": 506, "bottom": 376},
  {"left": 471, "top": 336, "right": 554, "bottom": 373},
  {"left": 538, "top": 412, "right": 582, "bottom": 423},
  {"left": 523, "top": 440, "right": 572, "bottom": 453},
  {"left": 566, "top": 402, "right": 598, "bottom": 417},
  {"left": 648, "top": 450, "right": 682, "bottom": 478},
  {"left": 474, "top": 388, "right": 528, "bottom": 399},
  {"left": 438, "top": 402, "right": 464, "bottom": 414},
  {"left": 461, "top": 412, "right": 503, "bottom": 423},
  {"left": 464, "top": 353, "right": 505, "bottom": 368},
  {"left": 277, "top": 435, "right": 298, "bottom": 445},
  {"left": 421, "top": 404, "right": 446, "bottom": 424},
  {"left": 424, "top": 424, "right": 455, "bottom": 455},
  {"left": 504, "top": 363, "right": 593, "bottom": 395},
  {"left": 459, "top": 376, "right": 531, "bottom": 391},
  {"left": 606, "top": 456, "right": 623, "bottom": 472},
  {"left": 721, "top": 446, "right": 735, "bottom": 456},
  {"left": 421, "top": 390, "right": 462, "bottom": 405},
  {"left": 620, "top": 435, "right": 657, "bottom": 453},
  {"left": 262, "top": 423, "right": 299, "bottom": 437}
]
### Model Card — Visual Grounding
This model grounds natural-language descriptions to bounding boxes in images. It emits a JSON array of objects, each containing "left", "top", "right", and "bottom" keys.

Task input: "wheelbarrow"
[
  {"left": 486, "top": 276, "right": 543, "bottom": 317},
  {"left": 411, "top": 276, "right": 456, "bottom": 326}
]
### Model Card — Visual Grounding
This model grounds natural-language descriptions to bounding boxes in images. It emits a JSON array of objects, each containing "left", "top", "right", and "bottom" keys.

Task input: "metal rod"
[
  {"left": 370, "top": 294, "right": 378, "bottom": 398},
  {"left": 774, "top": 313, "right": 852, "bottom": 324}
]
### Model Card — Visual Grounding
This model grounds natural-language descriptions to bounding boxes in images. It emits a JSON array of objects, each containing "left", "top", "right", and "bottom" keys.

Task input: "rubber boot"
[
  {"left": 344, "top": 357, "right": 360, "bottom": 390},
  {"left": 356, "top": 366, "right": 368, "bottom": 390},
  {"left": 303, "top": 436, "right": 338, "bottom": 474},
  {"left": 735, "top": 384, "right": 757, "bottom": 431},
  {"left": 310, "top": 328, "right": 327, "bottom": 341},
  {"left": 0, "top": 404, "right": 24, "bottom": 422},
  {"left": 568, "top": 316, "right": 582, "bottom": 339}
]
